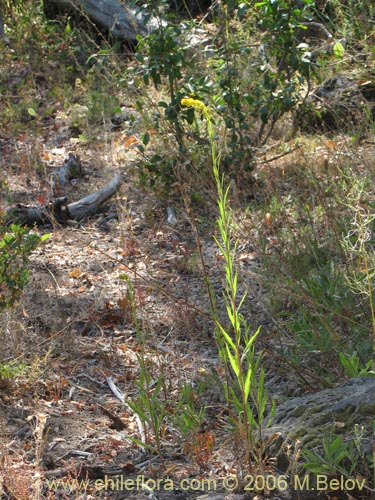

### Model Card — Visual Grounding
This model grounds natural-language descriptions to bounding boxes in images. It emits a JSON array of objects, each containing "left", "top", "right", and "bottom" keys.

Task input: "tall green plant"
[{"left": 182, "top": 97, "right": 275, "bottom": 471}]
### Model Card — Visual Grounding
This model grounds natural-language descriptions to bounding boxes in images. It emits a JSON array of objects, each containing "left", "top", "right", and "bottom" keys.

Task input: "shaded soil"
[{"left": 0, "top": 123, "right": 284, "bottom": 499}]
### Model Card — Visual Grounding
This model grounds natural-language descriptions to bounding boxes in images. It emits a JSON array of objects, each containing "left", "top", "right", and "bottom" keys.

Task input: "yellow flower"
[{"left": 181, "top": 97, "right": 210, "bottom": 116}]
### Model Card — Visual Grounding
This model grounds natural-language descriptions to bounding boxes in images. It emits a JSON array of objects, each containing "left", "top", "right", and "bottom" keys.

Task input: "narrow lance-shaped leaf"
[
  {"left": 216, "top": 322, "right": 236, "bottom": 351},
  {"left": 225, "top": 301, "right": 235, "bottom": 326},
  {"left": 242, "top": 327, "right": 261, "bottom": 361},
  {"left": 237, "top": 291, "right": 247, "bottom": 313},
  {"left": 226, "top": 345, "right": 240, "bottom": 378},
  {"left": 244, "top": 366, "right": 252, "bottom": 401}
]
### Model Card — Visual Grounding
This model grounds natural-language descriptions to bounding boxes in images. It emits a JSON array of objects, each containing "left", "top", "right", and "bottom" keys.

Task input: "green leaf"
[
  {"left": 333, "top": 41, "right": 345, "bottom": 59},
  {"left": 238, "top": 292, "right": 247, "bottom": 312},
  {"left": 244, "top": 368, "right": 252, "bottom": 400},
  {"left": 217, "top": 322, "right": 236, "bottom": 350},
  {"left": 126, "top": 401, "right": 148, "bottom": 422},
  {"left": 27, "top": 107, "right": 37, "bottom": 118},
  {"left": 225, "top": 303, "right": 235, "bottom": 325},
  {"left": 142, "top": 132, "right": 150, "bottom": 146},
  {"left": 226, "top": 346, "right": 240, "bottom": 377},
  {"left": 127, "top": 436, "right": 156, "bottom": 453}
]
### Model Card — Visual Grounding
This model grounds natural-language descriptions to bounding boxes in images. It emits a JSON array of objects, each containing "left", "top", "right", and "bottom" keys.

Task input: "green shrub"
[
  {"left": 133, "top": 0, "right": 318, "bottom": 184},
  {"left": 0, "top": 224, "right": 49, "bottom": 310}
]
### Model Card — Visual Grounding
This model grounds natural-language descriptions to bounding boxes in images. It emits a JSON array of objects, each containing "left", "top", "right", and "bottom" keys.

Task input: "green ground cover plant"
[
  {"left": 0, "top": 224, "right": 49, "bottom": 310},
  {"left": 0, "top": 223, "right": 49, "bottom": 386}
]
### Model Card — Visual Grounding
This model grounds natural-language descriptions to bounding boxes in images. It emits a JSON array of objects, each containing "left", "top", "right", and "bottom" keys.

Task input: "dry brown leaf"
[
  {"left": 124, "top": 135, "right": 138, "bottom": 147},
  {"left": 265, "top": 212, "right": 273, "bottom": 227},
  {"left": 108, "top": 436, "right": 125, "bottom": 446},
  {"left": 69, "top": 268, "right": 84, "bottom": 278}
]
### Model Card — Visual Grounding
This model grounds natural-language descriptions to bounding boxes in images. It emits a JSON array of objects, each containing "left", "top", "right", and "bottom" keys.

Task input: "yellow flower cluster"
[{"left": 181, "top": 97, "right": 210, "bottom": 116}]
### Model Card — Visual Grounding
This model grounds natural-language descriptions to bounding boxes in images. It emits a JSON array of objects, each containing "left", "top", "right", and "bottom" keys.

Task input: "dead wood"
[
  {"left": 0, "top": 6, "right": 9, "bottom": 45},
  {"left": 6, "top": 173, "right": 122, "bottom": 226},
  {"left": 44, "top": 0, "right": 160, "bottom": 42},
  {"left": 43, "top": 463, "right": 137, "bottom": 480},
  {"left": 67, "top": 172, "right": 122, "bottom": 220},
  {"left": 51, "top": 152, "right": 83, "bottom": 193},
  {"left": 107, "top": 375, "right": 146, "bottom": 447},
  {"left": 96, "top": 402, "right": 127, "bottom": 430}
]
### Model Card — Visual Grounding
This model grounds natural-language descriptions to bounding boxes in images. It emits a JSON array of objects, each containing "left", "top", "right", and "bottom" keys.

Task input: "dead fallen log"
[
  {"left": 44, "top": 0, "right": 160, "bottom": 42},
  {"left": 6, "top": 173, "right": 122, "bottom": 226},
  {"left": 67, "top": 173, "right": 122, "bottom": 220},
  {"left": 51, "top": 152, "right": 83, "bottom": 193},
  {"left": 0, "top": 6, "right": 9, "bottom": 45}
]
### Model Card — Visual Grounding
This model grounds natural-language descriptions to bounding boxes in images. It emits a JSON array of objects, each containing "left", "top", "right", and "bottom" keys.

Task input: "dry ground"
[{"left": 0, "top": 110, "right": 290, "bottom": 499}]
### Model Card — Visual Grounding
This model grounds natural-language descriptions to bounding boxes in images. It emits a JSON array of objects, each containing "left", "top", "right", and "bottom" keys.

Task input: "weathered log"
[
  {"left": 0, "top": 5, "right": 10, "bottom": 45},
  {"left": 6, "top": 205, "right": 53, "bottom": 226},
  {"left": 51, "top": 152, "right": 83, "bottom": 193},
  {"left": 44, "top": 0, "right": 160, "bottom": 42},
  {"left": 266, "top": 377, "right": 375, "bottom": 497},
  {"left": 6, "top": 173, "right": 122, "bottom": 226},
  {"left": 67, "top": 173, "right": 122, "bottom": 220}
]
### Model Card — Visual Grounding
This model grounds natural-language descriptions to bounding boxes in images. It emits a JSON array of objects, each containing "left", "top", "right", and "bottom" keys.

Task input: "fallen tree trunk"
[
  {"left": 51, "top": 152, "right": 83, "bottom": 193},
  {"left": 6, "top": 173, "right": 122, "bottom": 226},
  {"left": 67, "top": 173, "right": 122, "bottom": 220},
  {"left": 44, "top": 0, "right": 160, "bottom": 42},
  {"left": 0, "top": 6, "right": 9, "bottom": 44}
]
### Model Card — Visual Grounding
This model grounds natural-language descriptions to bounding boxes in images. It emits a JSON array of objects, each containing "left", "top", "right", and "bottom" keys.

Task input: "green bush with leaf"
[
  {"left": 132, "top": 0, "right": 320, "bottom": 184},
  {"left": 0, "top": 224, "right": 49, "bottom": 310}
]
